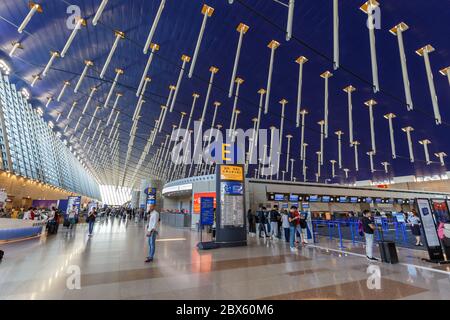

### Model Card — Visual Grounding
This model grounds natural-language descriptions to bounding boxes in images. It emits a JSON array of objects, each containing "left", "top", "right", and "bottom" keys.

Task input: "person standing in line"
[
  {"left": 87, "top": 207, "right": 97, "bottom": 237},
  {"left": 281, "top": 210, "right": 290, "bottom": 243},
  {"left": 269, "top": 205, "right": 280, "bottom": 240},
  {"left": 299, "top": 210, "right": 309, "bottom": 244},
  {"left": 408, "top": 209, "right": 423, "bottom": 246},
  {"left": 288, "top": 206, "right": 300, "bottom": 252},
  {"left": 256, "top": 206, "right": 267, "bottom": 238},
  {"left": 362, "top": 210, "right": 378, "bottom": 261},
  {"left": 145, "top": 204, "right": 160, "bottom": 263}
]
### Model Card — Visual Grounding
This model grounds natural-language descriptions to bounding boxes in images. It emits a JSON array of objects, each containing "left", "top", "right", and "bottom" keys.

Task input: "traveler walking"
[
  {"left": 87, "top": 207, "right": 97, "bottom": 236},
  {"left": 362, "top": 210, "right": 378, "bottom": 261},
  {"left": 299, "top": 210, "right": 309, "bottom": 244},
  {"left": 408, "top": 209, "right": 423, "bottom": 246},
  {"left": 281, "top": 210, "right": 290, "bottom": 242},
  {"left": 269, "top": 205, "right": 281, "bottom": 239},
  {"left": 288, "top": 206, "right": 300, "bottom": 251},
  {"left": 145, "top": 204, "right": 160, "bottom": 263},
  {"left": 256, "top": 206, "right": 268, "bottom": 238}
]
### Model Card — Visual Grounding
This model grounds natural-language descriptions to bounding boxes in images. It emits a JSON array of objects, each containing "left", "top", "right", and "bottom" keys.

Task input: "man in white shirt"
[{"left": 145, "top": 204, "right": 160, "bottom": 263}]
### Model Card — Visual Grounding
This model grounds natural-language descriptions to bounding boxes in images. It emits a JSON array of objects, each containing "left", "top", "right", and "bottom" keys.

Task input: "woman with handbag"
[{"left": 408, "top": 210, "right": 423, "bottom": 246}]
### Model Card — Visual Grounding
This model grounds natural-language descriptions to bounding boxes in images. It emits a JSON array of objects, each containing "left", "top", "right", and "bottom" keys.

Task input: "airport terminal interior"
[{"left": 0, "top": 0, "right": 450, "bottom": 301}]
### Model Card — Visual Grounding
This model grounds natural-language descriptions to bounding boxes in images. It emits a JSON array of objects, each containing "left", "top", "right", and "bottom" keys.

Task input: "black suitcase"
[
  {"left": 0, "top": 250, "right": 4, "bottom": 261},
  {"left": 63, "top": 219, "right": 70, "bottom": 228},
  {"left": 379, "top": 241, "right": 399, "bottom": 264}
]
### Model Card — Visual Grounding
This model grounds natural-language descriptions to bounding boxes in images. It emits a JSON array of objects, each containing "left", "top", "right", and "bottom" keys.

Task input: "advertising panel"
[{"left": 416, "top": 198, "right": 444, "bottom": 261}]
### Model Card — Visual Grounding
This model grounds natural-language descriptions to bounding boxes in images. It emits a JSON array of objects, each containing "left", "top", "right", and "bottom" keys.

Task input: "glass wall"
[{"left": 0, "top": 71, "right": 101, "bottom": 200}]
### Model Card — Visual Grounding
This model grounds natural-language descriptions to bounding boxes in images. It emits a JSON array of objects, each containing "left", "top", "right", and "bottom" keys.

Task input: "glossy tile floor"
[{"left": 1, "top": 217, "right": 450, "bottom": 300}]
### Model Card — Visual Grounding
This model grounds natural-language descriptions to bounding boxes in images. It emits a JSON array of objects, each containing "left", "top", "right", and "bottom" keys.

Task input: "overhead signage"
[
  {"left": 220, "top": 165, "right": 243, "bottom": 181},
  {"left": 194, "top": 192, "right": 216, "bottom": 213},
  {"left": 200, "top": 197, "right": 214, "bottom": 226}
]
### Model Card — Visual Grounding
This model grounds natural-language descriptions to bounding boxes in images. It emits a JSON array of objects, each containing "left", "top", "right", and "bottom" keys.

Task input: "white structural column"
[
  {"left": 435, "top": 152, "right": 447, "bottom": 167},
  {"left": 352, "top": 141, "right": 360, "bottom": 172},
  {"left": 416, "top": 45, "right": 441, "bottom": 125},
  {"left": 318, "top": 120, "right": 325, "bottom": 165},
  {"left": 286, "top": 0, "right": 295, "bottom": 41},
  {"left": 419, "top": 139, "right": 432, "bottom": 164},
  {"left": 229, "top": 77, "right": 244, "bottom": 134},
  {"left": 189, "top": 5, "right": 214, "bottom": 78},
  {"left": 9, "top": 41, "right": 23, "bottom": 57},
  {"left": 302, "top": 143, "right": 308, "bottom": 179},
  {"left": 57, "top": 81, "right": 70, "bottom": 102},
  {"left": 286, "top": 134, "right": 293, "bottom": 173},
  {"left": 290, "top": 159, "right": 295, "bottom": 181},
  {"left": 158, "top": 85, "right": 176, "bottom": 133},
  {"left": 367, "top": 151, "right": 375, "bottom": 173},
  {"left": 343, "top": 85, "right": 356, "bottom": 145},
  {"left": 75, "top": 60, "right": 93, "bottom": 93},
  {"left": 264, "top": 40, "right": 280, "bottom": 114},
  {"left": 88, "top": 106, "right": 101, "bottom": 129},
  {"left": 360, "top": 0, "right": 380, "bottom": 93},
  {"left": 330, "top": 160, "right": 337, "bottom": 178},
  {"left": 335, "top": 130, "right": 344, "bottom": 169},
  {"left": 18, "top": 2, "right": 42, "bottom": 33},
  {"left": 66, "top": 101, "right": 77, "bottom": 120},
  {"left": 381, "top": 162, "right": 389, "bottom": 174},
  {"left": 316, "top": 151, "right": 322, "bottom": 178},
  {"left": 343, "top": 168, "right": 350, "bottom": 179},
  {"left": 440, "top": 67, "right": 450, "bottom": 87},
  {"left": 384, "top": 113, "right": 397, "bottom": 159},
  {"left": 92, "top": 0, "right": 109, "bottom": 26},
  {"left": 104, "top": 68, "right": 124, "bottom": 109},
  {"left": 100, "top": 30, "right": 125, "bottom": 79},
  {"left": 390, "top": 22, "right": 413, "bottom": 111},
  {"left": 364, "top": 99, "right": 377, "bottom": 154},
  {"left": 299, "top": 109, "right": 308, "bottom": 160},
  {"left": 229, "top": 23, "right": 249, "bottom": 98},
  {"left": 82, "top": 87, "right": 97, "bottom": 114},
  {"left": 320, "top": 71, "right": 333, "bottom": 138},
  {"left": 252, "top": 89, "right": 266, "bottom": 159},
  {"left": 295, "top": 56, "right": 308, "bottom": 127},
  {"left": 143, "top": 0, "right": 166, "bottom": 54},
  {"left": 170, "top": 55, "right": 191, "bottom": 112},
  {"left": 277, "top": 99, "right": 288, "bottom": 179},
  {"left": 107, "top": 93, "right": 123, "bottom": 126},
  {"left": 333, "top": 0, "right": 339, "bottom": 70},
  {"left": 42, "top": 51, "right": 60, "bottom": 78},
  {"left": 137, "top": 43, "right": 159, "bottom": 97},
  {"left": 61, "top": 17, "right": 86, "bottom": 58},
  {"left": 402, "top": 126, "right": 415, "bottom": 163}
]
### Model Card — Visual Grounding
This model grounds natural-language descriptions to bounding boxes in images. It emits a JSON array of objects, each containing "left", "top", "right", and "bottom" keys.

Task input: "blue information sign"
[{"left": 200, "top": 197, "right": 214, "bottom": 226}]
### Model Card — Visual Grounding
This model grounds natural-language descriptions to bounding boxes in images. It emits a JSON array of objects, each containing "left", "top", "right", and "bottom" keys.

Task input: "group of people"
[{"left": 247, "top": 205, "right": 310, "bottom": 251}]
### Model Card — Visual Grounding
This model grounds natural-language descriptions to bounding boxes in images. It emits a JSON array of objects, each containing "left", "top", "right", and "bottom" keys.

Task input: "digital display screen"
[
  {"left": 302, "top": 202, "right": 310, "bottom": 209},
  {"left": 366, "top": 197, "right": 373, "bottom": 203},
  {"left": 394, "top": 213, "right": 405, "bottom": 223},
  {"left": 321, "top": 196, "right": 330, "bottom": 203},
  {"left": 375, "top": 198, "right": 382, "bottom": 203},
  {"left": 274, "top": 194, "right": 285, "bottom": 201},
  {"left": 281, "top": 203, "right": 289, "bottom": 209},
  {"left": 339, "top": 196, "right": 348, "bottom": 203},
  {"left": 350, "top": 197, "right": 358, "bottom": 203},
  {"left": 289, "top": 194, "right": 299, "bottom": 202},
  {"left": 309, "top": 195, "right": 320, "bottom": 202}
]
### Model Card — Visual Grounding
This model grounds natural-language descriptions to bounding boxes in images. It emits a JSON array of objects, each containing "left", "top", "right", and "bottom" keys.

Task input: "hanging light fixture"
[
  {"left": 295, "top": 56, "right": 308, "bottom": 127},
  {"left": 42, "top": 51, "right": 60, "bottom": 78},
  {"left": 367, "top": 151, "right": 375, "bottom": 173},
  {"left": 229, "top": 77, "right": 244, "bottom": 136},
  {"left": 402, "top": 126, "right": 415, "bottom": 163},
  {"left": 383, "top": 113, "right": 397, "bottom": 159},
  {"left": 343, "top": 85, "right": 356, "bottom": 146},
  {"left": 45, "top": 96, "right": 53, "bottom": 108},
  {"left": 299, "top": 109, "right": 308, "bottom": 160},
  {"left": 316, "top": 151, "right": 322, "bottom": 178},
  {"left": 82, "top": 87, "right": 97, "bottom": 114},
  {"left": 333, "top": 0, "right": 339, "bottom": 69},
  {"left": 381, "top": 162, "right": 390, "bottom": 174},
  {"left": 364, "top": 99, "right": 377, "bottom": 154},
  {"left": 170, "top": 55, "right": 191, "bottom": 112},
  {"left": 137, "top": 43, "right": 159, "bottom": 97},
  {"left": 88, "top": 106, "right": 101, "bottom": 130},
  {"left": 106, "top": 93, "right": 122, "bottom": 126},
  {"left": 343, "top": 168, "right": 350, "bottom": 179},
  {"left": 158, "top": 85, "right": 177, "bottom": 133},
  {"left": 390, "top": 22, "right": 413, "bottom": 111},
  {"left": 318, "top": 120, "right": 325, "bottom": 165},
  {"left": 352, "top": 141, "right": 360, "bottom": 172},
  {"left": 320, "top": 71, "right": 333, "bottom": 138},
  {"left": 330, "top": 160, "right": 337, "bottom": 178},
  {"left": 92, "top": 0, "right": 109, "bottom": 26},
  {"left": 229, "top": 23, "right": 249, "bottom": 98},
  {"left": 435, "top": 152, "right": 447, "bottom": 167},
  {"left": 419, "top": 139, "right": 432, "bottom": 165},
  {"left": 9, "top": 41, "right": 23, "bottom": 57},
  {"left": 100, "top": 30, "right": 125, "bottom": 79},
  {"left": 61, "top": 17, "right": 86, "bottom": 57},
  {"left": 335, "top": 130, "right": 344, "bottom": 169},
  {"left": 285, "top": 134, "right": 293, "bottom": 173},
  {"left": 440, "top": 67, "right": 450, "bottom": 87},
  {"left": 104, "top": 68, "right": 124, "bottom": 109},
  {"left": 143, "top": 0, "right": 166, "bottom": 54},
  {"left": 30, "top": 74, "right": 41, "bottom": 87},
  {"left": 74, "top": 60, "right": 93, "bottom": 93},
  {"left": 264, "top": 40, "right": 280, "bottom": 114},
  {"left": 74, "top": 116, "right": 83, "bottom": 133},
  {"left": 18, "top": 2, "right": 43, "bottom": 34},
  {"left": 360, "top": 0, "right": 380, "bottom": 93},
  {"left": 416, "top": 45, "right": 441, "bottom": 125},
  {"left": 302, "top": 143, "right": 308, "bottom": 179},
  {"left": 188, "top": 4, "right": 214, "bottom": 78},
  {"left": 66, "top": 101, "right": 77, "bottom": 120},
  {"left": 57, "top": 81, "right": 71, "bottom": 102}
]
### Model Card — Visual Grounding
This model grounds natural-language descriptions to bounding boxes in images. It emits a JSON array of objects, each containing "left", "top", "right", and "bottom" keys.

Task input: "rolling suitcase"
[{"left": 379, "top": 241, "right": 399, "bottom": 264}]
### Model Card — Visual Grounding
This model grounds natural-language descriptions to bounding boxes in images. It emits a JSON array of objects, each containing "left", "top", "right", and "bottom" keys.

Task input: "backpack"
[{"left": 358, "top": 220, "right": 364, "bottom": 236}]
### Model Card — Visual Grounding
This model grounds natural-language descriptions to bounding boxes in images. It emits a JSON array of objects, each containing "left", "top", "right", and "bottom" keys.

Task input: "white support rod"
[
  {"left": 79, "top": 127, "right": 87, "bottom": 141},
  {"left": 170, "top": 60, "right": 187, "bottom": 112},
  {"left": 368, "top": 105, "right": 376, "bottom": 154},
  {"left": 423, "top": 50, "right": 441, "bottom": 125},
  {"left": 137, "top": 47, "right": 156, "bottom": 97},
  {"left": 143, "top": 0, "right": 166, "bottom": 54},
  {"left": 42, "top": 53, "right": 58, "bottom": 78},
  {"left": 337, "top": 135, "right": 342, "bottom": 169},
  {"left": 396, "top": 29, "right": 413, "bottom": 110},
  {"left": 331, "top": 161, "right": 336, "bottom": 178},
  {"left": 106, "top": 95, "right": 121, "bottom": 126},
  {"left": 302, "top": 144, "right": 307, "bottom": 177},
  {"left": 18, "top": 5, "right": 38, "bottom": 33},
  {"left": 317, "top": 153, "right": 321, "bottom": 177},
  {"left": 100, "top": 33, "right": 121, "bottom": 79},
  {"left": 229, "top": 81, "right": 241, "bottom": 134},
  {"left": 423, "top": 143, "right": 430, "bottom": 164},
  {"left": 286, "top": 0, "right": 295, "bottom": 41},
  {"left": 74, "top": 116, "right": 83, "bottom": 133},
  {"left": 296, "top": 62, "right": 304, "bottom": 127},
  {"left": 103, "top": 72, "right": 121, "bottom": 108},
  {"left": 61, "top": 18, "right": 83, "bottom": 58},
  {"left": 264, "top": 47, "right": 276, "bottom": 114},
  {"left": 82, "top": 88, "right": 96, "bottom": 114},
  {"left": 368, "top": 10, "right": 380, "bottom": 93},
  {"left": 354, "top": 144, "right": 359, "bottom": 171},
  {"left": 347, "top": 90, "right": 353, "bottom": 145},
  {"left": 300, "top": 112, "right": 306, "bottom": 160},
  {"left": 229, "top": 30, "right": 244, "bottom": 98},
  {"left": 74, "top": 63, "right": 90, "bottom": 93},
  {"left": 109, "top": 112, "right": 120, "bottom": 139},
  {"left": 92, "top": 0, "right": 109, "bottom": 26},
  {"left": 254, "top": 91, "right": 265, "bottom": 151},
  {"left": 323, "top": 77, "right": 329, "bottom": 138},
  {"left": 319, "top": 124, "right": 324, "bottom": 165},
  {"left": 406, "top": 131, "right": 414, "bottom": 163},
  {"left": 57, "top": 82, "right": 69, "bottom": 102},
  {"left": 189, "top": 12, "right": 209, "bottom": 78},
  {"left": 285, "top": 137, "right": 291, "bottom": 172},
  {"left": 333, "top": 0, "right": 339, "bottom": 70},
  {"left": 369, "top": 153, "right": 374, "bottom": 173},
  {"left": 290, "top": 159, "right": 294, "bottom": 181},
  {"left": 66, "top": 102, "right": 77, "bottom": 119},
  {"left": 88, "top": 107, "right": 100, "bottom": 130},
  {"left": 388, "top": 117, "right": 396, "bottom": 159}
]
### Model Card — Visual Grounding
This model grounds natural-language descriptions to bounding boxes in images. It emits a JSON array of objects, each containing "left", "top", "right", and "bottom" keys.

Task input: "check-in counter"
[
  {"left": 0, "top": 219, "right": 45, "bottom": 242},
  {"left": 160, "top": 212, "right": 191, "bottom": 228}
]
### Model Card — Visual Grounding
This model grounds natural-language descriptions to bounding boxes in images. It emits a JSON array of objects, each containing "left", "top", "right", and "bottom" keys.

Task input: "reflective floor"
[{"left": 1, "top": 217, "right": 450, "bottom": 300}]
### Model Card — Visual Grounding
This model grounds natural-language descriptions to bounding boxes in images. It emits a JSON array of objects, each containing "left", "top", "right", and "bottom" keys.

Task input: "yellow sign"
[
  {"left": 222, "top": 143, "right": 231, "bottom": 161},
  {"left": 220, "top": 165, "right": 243, "bottom": 181}
]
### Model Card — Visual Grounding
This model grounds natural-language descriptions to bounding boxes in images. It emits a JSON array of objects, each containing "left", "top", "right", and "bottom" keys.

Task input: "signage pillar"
[{"left": 416, "top": 198, "right": 445, "bottom": 262}]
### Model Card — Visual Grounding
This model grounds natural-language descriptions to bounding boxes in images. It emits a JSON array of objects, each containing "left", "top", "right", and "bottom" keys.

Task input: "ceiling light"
[{"left": 0, "top": 60, "right": 11, "bottom": 75}]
